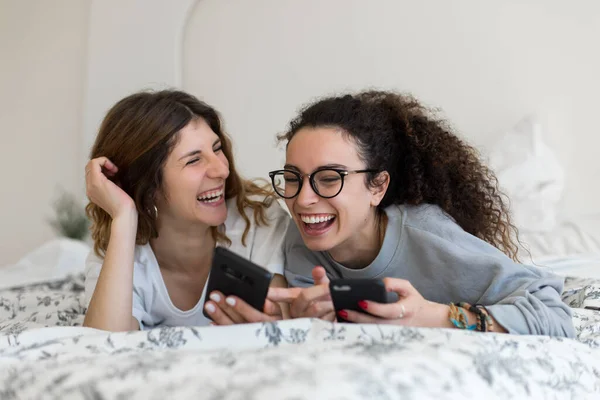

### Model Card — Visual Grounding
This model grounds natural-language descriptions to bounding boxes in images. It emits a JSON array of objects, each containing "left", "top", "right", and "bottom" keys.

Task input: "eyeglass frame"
[{"left": 268, "top": 168, "right": 378, "bottom": 199}]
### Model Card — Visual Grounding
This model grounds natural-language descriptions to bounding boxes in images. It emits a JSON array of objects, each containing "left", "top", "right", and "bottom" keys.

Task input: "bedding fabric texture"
[{"left": 1, "top": 273, "right": 600, "bottom": 399}]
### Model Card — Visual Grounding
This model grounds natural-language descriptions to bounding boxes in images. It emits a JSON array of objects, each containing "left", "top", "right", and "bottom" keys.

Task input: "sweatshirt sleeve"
[
  {"left": 402, "top": 224, "right": 575, "bottom": 338},
  {"left": 481, "top": 263, "right": 575, "bottom": 337}
]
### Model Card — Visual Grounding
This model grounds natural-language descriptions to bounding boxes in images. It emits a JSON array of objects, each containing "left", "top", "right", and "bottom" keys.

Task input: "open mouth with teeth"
[
  {"left": 197, "top": 188, "right": 224, "bottom": 204},
  {"left": 299, "top": 214, "right": 336, "bottom": 235}
]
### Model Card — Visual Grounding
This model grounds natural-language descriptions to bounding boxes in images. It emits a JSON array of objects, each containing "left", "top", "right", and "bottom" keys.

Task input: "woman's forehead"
[
  {"left": 172, "top": 119, "right": 218, "bottom": 150},
  {"left": 286, "top": 127, "right": 361, "bottom": 168}
]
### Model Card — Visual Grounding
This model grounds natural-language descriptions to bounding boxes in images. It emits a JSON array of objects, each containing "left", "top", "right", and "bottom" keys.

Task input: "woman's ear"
[
  {"left": 370, "top": 171, "right": 390, "bottom": 207},
  {"left": 152, "top": 187, "right": 167, "bottom": 211}
]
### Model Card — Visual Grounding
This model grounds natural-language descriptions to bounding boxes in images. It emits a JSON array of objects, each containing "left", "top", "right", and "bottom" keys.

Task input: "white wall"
[
  {"left": 0, "top": 0, "right": 196, "bottom": 265},
  {"left": 81, "top": 0, "right": 197, "bottom": 175},
  {"left": 1, "top": 0, "right": 598, "bottom": 265},
  {"left": 183, "top": 0, "right": 600, "bottom": 217},
  {"left": 0, "top": 0, "right": 90, "bottom": 265}
]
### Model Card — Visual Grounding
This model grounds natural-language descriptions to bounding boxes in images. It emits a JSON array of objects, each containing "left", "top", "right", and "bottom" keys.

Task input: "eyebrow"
[
  {"left": 178, "top": 139, "right": 222, "bottom": 161},
  {"left": 283, "top": 163, "right": 348, "bottom": 172}
]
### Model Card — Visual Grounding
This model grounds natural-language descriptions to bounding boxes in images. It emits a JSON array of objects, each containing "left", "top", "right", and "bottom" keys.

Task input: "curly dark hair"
[{"left": 279, "top": 90, "right": 520, "bottom": 261}]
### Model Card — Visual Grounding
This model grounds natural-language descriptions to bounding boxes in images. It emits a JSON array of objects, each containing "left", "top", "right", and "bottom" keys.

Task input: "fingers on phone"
[
  {"left": 220, "top": 302, "right": 246, "bottom": 324},
  {"left": 204, "top": 301, "right": 233, "bottom": 325},
  {"left": 356, "top": 300, "right": 395, "bottom": 319},
  {"left": 226, "top": 296, "right": 267, "bottom": 323},
  {"left": 383, "top": 277, "right": 414, "bottom": 297},
  {"left": 343, "top": 309, "right": 380, "bottom": 324}
]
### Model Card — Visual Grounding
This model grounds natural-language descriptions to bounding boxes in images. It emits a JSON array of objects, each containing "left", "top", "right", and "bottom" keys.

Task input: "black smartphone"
[
  {"left": 329, "top": 278, "right": 399, "bottom": 323},
  {"left": 203, "top": 247, "right": 273, "bottom": 320}
]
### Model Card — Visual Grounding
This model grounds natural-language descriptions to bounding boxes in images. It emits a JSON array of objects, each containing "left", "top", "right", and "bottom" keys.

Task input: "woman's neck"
[
  {"left": 150, "top": 217, "right": 216, "bottom": 275},
  {"left": 328, "top": 212, "right": 387, "bottom": 270}
]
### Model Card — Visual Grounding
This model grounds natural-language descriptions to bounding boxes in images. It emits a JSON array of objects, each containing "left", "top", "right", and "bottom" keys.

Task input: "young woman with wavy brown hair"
[{"left": 83, "top": 90, "right": 289, "bottom": 331}]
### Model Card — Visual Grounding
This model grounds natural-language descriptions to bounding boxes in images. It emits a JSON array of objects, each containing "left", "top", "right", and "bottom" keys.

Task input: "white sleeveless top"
[{"left": 84, "top": 197, "right": 289, "bottom": 330}]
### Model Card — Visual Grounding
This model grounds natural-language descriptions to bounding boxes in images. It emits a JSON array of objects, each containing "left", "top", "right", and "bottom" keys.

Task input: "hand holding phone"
[
  {"left": 329, "top": 278, "right": 399, "bottom": 323},
  {"left": 203, "top": 247, "right": 273, "bottom": 320}
]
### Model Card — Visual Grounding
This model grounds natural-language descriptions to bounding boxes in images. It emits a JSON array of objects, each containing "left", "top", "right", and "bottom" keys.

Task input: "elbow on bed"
[{"left": 549, "top": 305, "right": 577, "bottom": 338}]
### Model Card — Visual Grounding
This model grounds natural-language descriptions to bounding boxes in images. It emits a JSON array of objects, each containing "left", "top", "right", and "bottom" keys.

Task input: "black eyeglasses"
[{"left": 268, "top": 168, "right": 377, "bottom": 199}]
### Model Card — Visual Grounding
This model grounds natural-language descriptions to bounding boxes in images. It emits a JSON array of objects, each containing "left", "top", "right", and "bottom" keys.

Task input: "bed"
[
  {"left": 1, "top": 239, "right": 600, "bottom": 399},
  {"left": 5, "top": 0, "right": 599, "bottom": 396}
]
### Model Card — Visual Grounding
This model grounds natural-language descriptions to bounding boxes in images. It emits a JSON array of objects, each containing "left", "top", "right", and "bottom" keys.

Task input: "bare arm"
[
  {"left": 83, "top": 210, "right": 140, "bottom": 331},
  {"left": 83, "top": 157, "right": 140, "bottom": 332}
]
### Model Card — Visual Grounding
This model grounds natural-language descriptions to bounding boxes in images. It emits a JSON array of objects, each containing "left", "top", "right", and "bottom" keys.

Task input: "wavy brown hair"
[
  {"left": 279, "top": 90, "right": 520, "bottom": 261},
  {"left": 87, "top": 90, "right": 275, "bottom": 256}
]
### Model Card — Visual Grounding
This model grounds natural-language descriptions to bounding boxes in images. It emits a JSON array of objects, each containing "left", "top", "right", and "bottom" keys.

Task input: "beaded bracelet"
[
  {"left": 448, "top": 303, "right": 476, "bottom": 330},
  {"left": 457, "top": 302, "right": 494, "bottom": 332},
  {"left": 476, "top": 304, "right": 494, "bottom": 332}
]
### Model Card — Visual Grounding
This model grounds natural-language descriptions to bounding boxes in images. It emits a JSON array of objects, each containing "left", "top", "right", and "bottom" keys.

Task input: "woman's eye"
[
  {"left": 320, "top": 177, "right": 340, "bottom": 183},
  {"left": 213, "top": 146, "right": 223, "bottom": 153},
  {"left": 186, "top": 158, "right": 200, "bottom": 166}
]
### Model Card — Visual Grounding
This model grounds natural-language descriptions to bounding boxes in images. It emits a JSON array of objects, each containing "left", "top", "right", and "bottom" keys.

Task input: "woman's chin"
[
  {"left": 193, "top": 205, "right": 228, "bottom": 227},
  {"left": 206, "top": 213, "right": 228, "bottom": 228},
  {"left": 302, "top": 234, "right": 337, "bottom": 253}
]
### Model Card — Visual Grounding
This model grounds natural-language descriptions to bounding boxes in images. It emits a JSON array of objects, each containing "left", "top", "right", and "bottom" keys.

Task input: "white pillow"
[
  {"left": 518, "top": 214, "right": 600, "bottom": 261},
  {"left": 0, "top": 238, "right": 90, "bottom": 290},
  {"left": 488, "top": 116, "right": 565, "bottom": 233},
  {"left": 487, "top": 117, "right": 600, "bottom": 263}
]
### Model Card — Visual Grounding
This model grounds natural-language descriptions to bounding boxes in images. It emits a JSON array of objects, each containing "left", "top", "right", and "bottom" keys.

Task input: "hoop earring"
[{"left": 153, "top": 205, "right": 158, "bottom": 218}]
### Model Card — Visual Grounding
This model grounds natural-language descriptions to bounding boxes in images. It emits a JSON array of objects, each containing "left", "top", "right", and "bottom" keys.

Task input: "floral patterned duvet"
[{"left": 1, "top": 273, "right": 600, "bottom": 399}]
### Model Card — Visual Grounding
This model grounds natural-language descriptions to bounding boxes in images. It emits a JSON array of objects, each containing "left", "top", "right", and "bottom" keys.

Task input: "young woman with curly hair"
[{"left": 219, "top": 90, "right": 574, "bottom": 337}]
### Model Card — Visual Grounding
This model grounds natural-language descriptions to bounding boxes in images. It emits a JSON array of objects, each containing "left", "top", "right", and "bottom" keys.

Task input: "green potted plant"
[{"left": 49, "top": 188, "right": 89, "bottom": 241}]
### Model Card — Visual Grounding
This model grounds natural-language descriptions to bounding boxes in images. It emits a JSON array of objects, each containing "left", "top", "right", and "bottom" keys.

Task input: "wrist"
[
  {"left": 426, "top": 301, "right": 454, "bottom": 328},
  {"left": 112, "top": 208, "right": 138, "bottom": 233},
  {"left": 109, "top": 196, "right": 137, "bottom": 219}
]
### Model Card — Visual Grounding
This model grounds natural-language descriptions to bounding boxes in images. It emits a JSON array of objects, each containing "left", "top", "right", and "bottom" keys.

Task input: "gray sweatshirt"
[{"left": 283, "top": 204, "right": 575, "bottom": 337}]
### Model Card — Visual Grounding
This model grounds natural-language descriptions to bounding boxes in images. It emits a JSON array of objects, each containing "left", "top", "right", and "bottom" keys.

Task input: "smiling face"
[
  {"left": 284, "top": 127, "right": 388, "bottom": 257},
  {"left": 155, "top": 117, "right": 230, "bottom": 228}
]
